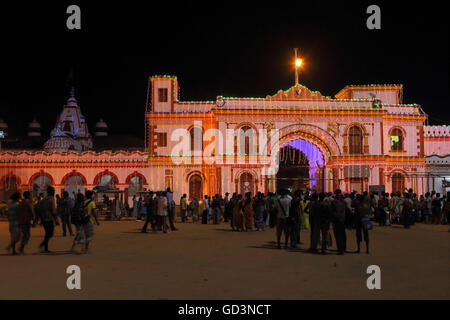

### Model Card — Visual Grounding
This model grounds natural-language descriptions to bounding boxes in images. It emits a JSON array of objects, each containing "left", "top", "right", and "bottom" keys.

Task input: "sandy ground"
[{"left": 0, "top": 219, "right": 448, "bottom": 300}]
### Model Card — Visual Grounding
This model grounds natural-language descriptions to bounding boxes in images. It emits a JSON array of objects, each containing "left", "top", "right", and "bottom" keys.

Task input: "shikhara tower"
[{"left": 44, "top": 88, "right": 93, "bottom": 152}]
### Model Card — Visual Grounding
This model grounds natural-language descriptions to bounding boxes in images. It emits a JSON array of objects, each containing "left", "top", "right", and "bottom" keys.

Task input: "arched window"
[
  {"left": 238, "top": 126, "right": 256, "bottom": 156},
  {"left": 390, "top": 128, "right": 404, "bottom": 151},
  {"left": 2, "top": 177, "right": 18, "bottom": 201},
  {"left": 348, "top": 126, "right": 363, "bottom": 154},
  {"left": 189, "top": 174, "right": 203, "bottom": 200},
  {"left": 32, "top": 175, "right": 52, "bottom": 198},
  {"left": 189, "top": 127, "right": 203, "bottom": 152},
  {"left": 65, "top": 175, "right": 85, "bottom": 197},
  {"left": 392, "top": 173, "right": 405, "bottom": 194},
  {"left": 128, "top": 176, "right": 143, "bottom": 198},
  {"left": 98, "top": 174, "right": 116, "bottom": 188}
]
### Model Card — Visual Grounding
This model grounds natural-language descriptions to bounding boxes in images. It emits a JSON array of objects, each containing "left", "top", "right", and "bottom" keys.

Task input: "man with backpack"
[
  {"left": 37, "top": 186, "right": 59, "bottom": 253},
  {"left": 61, "top": 191, "right": 74, "bottom": 237},
  {"left": 71, "top": 190, "right": 99, "bottom": 253}
]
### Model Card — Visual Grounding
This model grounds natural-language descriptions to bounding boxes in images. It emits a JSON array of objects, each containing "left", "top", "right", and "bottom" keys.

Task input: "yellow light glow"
[{"left": 296, "top": 59, "right": 302, "bottom": 67}]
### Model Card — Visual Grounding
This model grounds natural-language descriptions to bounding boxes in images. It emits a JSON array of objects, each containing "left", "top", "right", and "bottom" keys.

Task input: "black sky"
[{"left": 0, "top": 1, "right": 448, "bottom": 139}]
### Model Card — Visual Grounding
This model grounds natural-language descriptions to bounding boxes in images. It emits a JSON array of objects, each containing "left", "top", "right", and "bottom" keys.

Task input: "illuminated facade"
[{"left": 1, "top": 75, "right": 450, "bottom": 203}]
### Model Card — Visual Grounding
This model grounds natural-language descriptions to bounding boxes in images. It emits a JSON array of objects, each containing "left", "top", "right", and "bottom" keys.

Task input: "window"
[
  {"left": 157, "top": 132, "right": 167, "bottom": 147},
  {"left": 390, "top": 128, "right": 404, "bottom": 151},
  {"left": 348, "top": 126, "right": 363, "bottom": 154},
  {"left": 238, "top": 126, "right": 256, "bottom": 155},
  {"left": 189, "top": 127, "right": 203, "bottom": 151},
  {"left": 158, "top": 88, "right": 168, "bottom": 102}
]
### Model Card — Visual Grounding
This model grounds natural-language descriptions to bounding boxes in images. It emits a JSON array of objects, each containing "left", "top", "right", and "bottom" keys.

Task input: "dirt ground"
[{"left": 0, "top": 219, "right": 448, "bottom": 300}]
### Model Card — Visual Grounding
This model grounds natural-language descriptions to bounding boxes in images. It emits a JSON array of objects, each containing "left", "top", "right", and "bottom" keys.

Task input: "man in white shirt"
[
  {"left": 276, "top": 189, "right": 292, "bottom": 249},
  {"left": 157, "top": 192, "right": 168, "bottom": 233}
]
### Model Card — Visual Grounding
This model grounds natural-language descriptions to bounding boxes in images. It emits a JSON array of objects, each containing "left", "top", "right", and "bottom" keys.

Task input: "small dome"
[
  {"left": 95, "top": 119, "right": 108, "bottom": 129},
  {"left": 28, "top": 119, "right": 41, "bottom": 129},
  {"left": 95, "top": 119, "right": 108, "bottom": 136},
  {"left": 28, "top": 119, "right": 41, "bottom": 136}
]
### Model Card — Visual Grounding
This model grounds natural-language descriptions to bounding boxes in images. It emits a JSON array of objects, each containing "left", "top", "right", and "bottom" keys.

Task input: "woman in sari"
[
  {"left": 242, "top": 192, "right": 254, "bottom": 231},
  {"left": 232, "top": 194, "right": 244, "bottom": 231}
]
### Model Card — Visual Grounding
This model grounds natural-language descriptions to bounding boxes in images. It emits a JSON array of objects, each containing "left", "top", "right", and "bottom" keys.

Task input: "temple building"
[{"left": 1, "top": 75, "right": 450, "bottom": 203}]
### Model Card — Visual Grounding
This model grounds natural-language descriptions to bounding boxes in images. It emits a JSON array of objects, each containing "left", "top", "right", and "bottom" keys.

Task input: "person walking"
[
  {"left": 242, "top": 192, "right": 254, "bottom": 231},
  {"left": 228, "top": 193, "right": 237, "bottom": 229},
  {"left": 290, "top": 190, "right": 302, "bottom": 246},
  {"left": 166, "top": 188, "right": 178, "bottom": 230},
  {"left": 254, "top": 192, "right": 266, "bottom": 231},
  {"left": 354, "top": 194, "right": 371, "bottom": 253},
  {"left": 180, "top": 194, "right": 187, "bottom": 223},
  {"left": 139, "top": 195, "right": 147, "bottom": 222},
  {"left": 17, "top": 191, "right": 35, "bottom": 254},
  {"left": 377, "top": 192, "right": 389, "bottom": 226},
  {"left": 300, "top": 195, "right": 311, "bottom": 230},
  {"left": 157, "top": 192, "right": 168, "bottom": 233},
  {"left": 267, "top": 192, "right": 278, "bottom": 228},
  {"left": 431, "top": 193, "right": 442, "bottom": 224},
  {"left": 232, "top": 194, "right": 244, "bottom": 231},
  {"left": 309, "top": 193, "right": 330, "bottom": 254},
  {"left": 402, "top": 193, "right": 413, "bottom": 229},
  {"left": 141, "top": 191, "right": 155, "bottom": 233},
  {"left": 61, "top": 191, "right": 74, "bottom": 236},
  {"left": 71, "top": 193, "right": 85, "bottom": 248},
  {"left": 275, "top": 189, "right": 292, "bottom": 249},
  {"left": 223, "top": 193, "right": 230, "bottom": 223},
  {"left": 71, "top": 190, "right": 100, "bottom": 253},
  {"left": 6, "top": 192, "right": 21, "bottom": 255},
  {"left": 331, "top": 189, "right": 347, "bottom": 255},
  {"left": 56, "top": 194, "right": 63, "bottom": 222},
  {"left": 212, "top": 194, "right": 221, "bottom": 224},
  {"left": 37, "top": 186, "right": 59, "bottom": 253},
  {"left": 132, "top": 195, "right": 138, "bottom": 218},
  {"left": 189, "top": 197, "right": 199, "bottom": 223},
  {"left": 202, "top": 195, "right": 209, "bottom": 224},
  {"left": 424, "top": 192, "right": 432, "bottom": 224}
]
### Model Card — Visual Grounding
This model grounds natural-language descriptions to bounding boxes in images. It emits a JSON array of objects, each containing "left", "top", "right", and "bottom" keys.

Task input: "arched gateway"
[{"left": 274, "top": 123, "right": 341, "bottom": 193}]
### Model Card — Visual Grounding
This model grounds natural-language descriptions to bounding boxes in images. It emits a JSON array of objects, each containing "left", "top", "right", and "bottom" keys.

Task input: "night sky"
[{"left": 0, "top": 1, "right": 448, "bottom": 139}]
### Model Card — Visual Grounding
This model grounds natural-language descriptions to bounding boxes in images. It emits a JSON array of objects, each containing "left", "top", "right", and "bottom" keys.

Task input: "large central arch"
[
  {"left": 274, "top": 123, "right": 340, "bottom": 192},
  {"left": 278, "top": 123, "right": 341, "bottom": 164}
]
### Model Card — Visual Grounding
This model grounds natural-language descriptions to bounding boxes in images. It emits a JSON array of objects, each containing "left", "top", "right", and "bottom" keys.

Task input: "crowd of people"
[
  {"left": 5, "top": 186, "right": 100, "bottom": 255},
  {"left": 4, "top": 184, "right": 450, "bottom": 256},
  {"left": 176, "top": 188, "right": 450, "bottom": 255}
]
